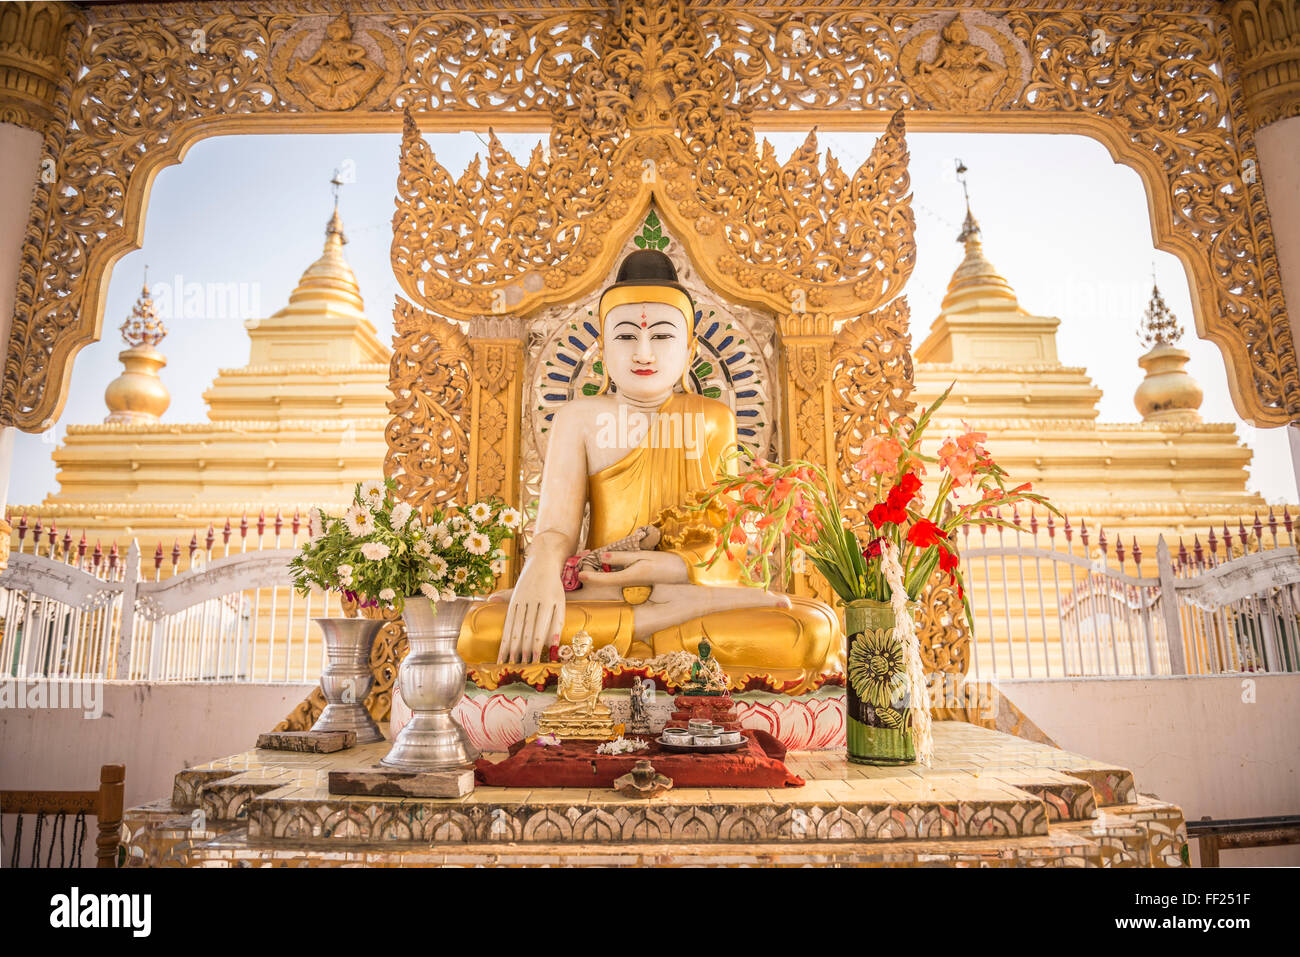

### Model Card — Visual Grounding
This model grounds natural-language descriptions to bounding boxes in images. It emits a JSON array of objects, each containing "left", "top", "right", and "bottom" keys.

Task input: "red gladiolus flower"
[
  {"left": 729, "top": 526, "right": 748, "bottom": 545},
  {"left": 869, "top": 500, "right": 907, "bottom": 527},
  {"left": 906, "top": 519, "right": 947, "bottom": 548},
  {"left": 886, "top": 471, "right": 923, "bottom": 511},
  {"left": 938, "top": 545, "right": 959, "bottom": 573},
  {"left": 862, "top": 537, "right": 885, "bottom": 560}
]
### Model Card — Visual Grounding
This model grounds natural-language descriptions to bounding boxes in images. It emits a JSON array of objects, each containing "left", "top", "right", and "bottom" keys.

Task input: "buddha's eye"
[
  {"left": 613, "top": 333, "right": 637, "bottom": 341},
  {"left": 651, "top": 332, "right": 675, "bottom": 340}
]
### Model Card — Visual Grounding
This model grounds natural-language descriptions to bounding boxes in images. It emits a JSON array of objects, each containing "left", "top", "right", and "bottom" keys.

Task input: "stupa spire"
[
  {"left": 104, "top": 277, "right": 170, "bottom": 423},
  {"left": 1137, "top": 277, "right": 1184, "bottom": 348},
  {"left": 1134, "top": 278, "right": 1202, "bottom": 423},
  {"left": 942, "top": 160, "right": 1019, "bottom": 311},
  {"left": 286, "top": 173, "right": 362, "bottom": 311}
]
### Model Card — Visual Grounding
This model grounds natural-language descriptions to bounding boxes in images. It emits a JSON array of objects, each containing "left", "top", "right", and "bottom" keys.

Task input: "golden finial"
[
  {"left": 119, "top": 274, "right": 167, "bottom": 348},
  {"left": 105, "top": 271, "right": 170, "bottom": 423},
  {"left": 1134, "top": 275, "right": 1201, "bottom": 422},
  {"left": 1138, "top": 276, "right": 1184, "bottom": 349}
]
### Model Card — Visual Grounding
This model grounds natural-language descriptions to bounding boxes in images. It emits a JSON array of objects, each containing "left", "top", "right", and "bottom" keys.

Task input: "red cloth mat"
[{"left": 475, "top": 730, "right": 804, "bottom": 789}]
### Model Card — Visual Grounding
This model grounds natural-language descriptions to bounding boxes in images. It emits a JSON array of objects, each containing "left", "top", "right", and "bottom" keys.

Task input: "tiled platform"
[{"left": 122, "top": 721, "right": 1187, "bottom": 867}]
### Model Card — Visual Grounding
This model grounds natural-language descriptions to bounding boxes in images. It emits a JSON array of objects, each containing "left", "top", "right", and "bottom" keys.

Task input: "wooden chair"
[{"left": 0, "top": 764, "right": 125, "bottom": 868}]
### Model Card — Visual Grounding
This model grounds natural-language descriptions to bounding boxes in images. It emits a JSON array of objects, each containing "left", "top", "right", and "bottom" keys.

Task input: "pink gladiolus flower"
[
  {"left": 854, "top": 435, "right": 904, "bottom": 478},
  {"left": 938, "top": 437, "right": 980, "bottom": 487}
]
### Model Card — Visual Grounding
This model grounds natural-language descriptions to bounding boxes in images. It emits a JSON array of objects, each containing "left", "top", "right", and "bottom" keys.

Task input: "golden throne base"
[{"left": 121, "top": 721, "right": 1187, "bottom": 868}]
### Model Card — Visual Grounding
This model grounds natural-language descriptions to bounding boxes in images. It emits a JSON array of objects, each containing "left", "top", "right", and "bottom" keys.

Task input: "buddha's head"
[
  {"left": 597, "top": 249, "right": 696, "bottom": 402},
  {"left": 571, "top": 630, "right": 593, "bottom": 659}
]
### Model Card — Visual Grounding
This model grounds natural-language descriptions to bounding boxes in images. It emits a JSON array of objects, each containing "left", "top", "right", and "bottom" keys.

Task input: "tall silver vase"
[
  {"left": 381, "top": 596, "right": 480, "bottom": 771},
  {"left": 310, "top": 617, "right": 385, "bottom": 745}
]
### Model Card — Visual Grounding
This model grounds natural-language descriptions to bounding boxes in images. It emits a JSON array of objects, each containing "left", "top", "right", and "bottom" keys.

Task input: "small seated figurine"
[
  {"left": 458, "top": 248, "right": 843, "bottom": 692},
  {"left": 681, "top": 638, "right": 729, "bottom": 696},
  {"left": 536, "top": 631, "right": 617, "bottom": 740}
]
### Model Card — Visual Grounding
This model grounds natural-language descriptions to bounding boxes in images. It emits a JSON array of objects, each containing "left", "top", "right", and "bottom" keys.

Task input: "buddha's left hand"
[{"left": 577, "top": 549, "right": 689, "bottom": 587}]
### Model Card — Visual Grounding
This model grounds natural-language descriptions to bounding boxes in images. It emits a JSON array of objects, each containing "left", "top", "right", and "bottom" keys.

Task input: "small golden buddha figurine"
[
  {"left": 536, "top": 631, "right": 617, "bottom": 740},
  {"left": 459, "top": 249, "right": 842, "bottom": 693}
]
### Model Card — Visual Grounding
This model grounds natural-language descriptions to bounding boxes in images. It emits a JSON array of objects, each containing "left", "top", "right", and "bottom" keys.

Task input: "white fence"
[
  {"left": 957, "top": 510, "right": 1300, "bottom": 681},
  {"left": 3, "top": 508, "right": 1298, "bottom": 683},
  {"left": 0, "top": 517, "right": 342, "bottom": 681}
]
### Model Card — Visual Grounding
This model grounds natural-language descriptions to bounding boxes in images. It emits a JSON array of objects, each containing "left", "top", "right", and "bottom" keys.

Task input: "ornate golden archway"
[{"left": 1, "top": 0, "right": 1296, "bottom": 434}]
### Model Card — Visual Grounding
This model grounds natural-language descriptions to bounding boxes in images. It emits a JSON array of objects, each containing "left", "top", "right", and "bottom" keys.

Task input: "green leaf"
[
  {"left": 693, "top": 361, "right": 714, "bottom": 377},
  {"left": 592, "top": 360, "right": 604, "bottom": 375},
  {"left": 702, "top": 386, "right": 722, "bottom": 399},
  {"left": 657, "top": 237, "right": 669, "bottom": 250},
  {"left": 634, "top": 236, "right": 646, "bottom": 248},
  {"left": 581, "top": 383, "right": 599, "bottom": 396}
]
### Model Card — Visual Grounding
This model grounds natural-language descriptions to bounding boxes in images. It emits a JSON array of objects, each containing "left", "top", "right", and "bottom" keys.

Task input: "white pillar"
[
  {"left": 1290, "top": 425, "right": 1300, "bottom": 504},
  {"left": 1256, "top": 116, "right": 1300, "bottom": 403},
  {"left": 0, "top": 123, "right": 44, "bottom": 507},
  {"left": 0, "top": 122, "right": 44, "bottom": 504}
]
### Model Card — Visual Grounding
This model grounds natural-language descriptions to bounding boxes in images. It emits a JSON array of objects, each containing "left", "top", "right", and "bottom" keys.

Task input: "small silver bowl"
[{"left": 693, "top": 734, "right": 722, "bottom": 746}]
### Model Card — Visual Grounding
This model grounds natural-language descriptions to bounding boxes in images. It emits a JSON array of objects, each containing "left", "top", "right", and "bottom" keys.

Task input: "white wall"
[
  {"left": 0, "top": 680, "right": 315, "bottom": 811},
  {"left": 1000, "top": 674, "right": 1300, "bottom": 865}
]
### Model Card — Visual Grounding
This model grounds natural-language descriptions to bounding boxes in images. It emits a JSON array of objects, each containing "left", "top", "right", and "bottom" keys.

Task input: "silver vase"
[
  {"left": 381, "top": 596, "right": 480, "bottom": 771},
  {"left": 310, "top": 617, "right": 385, "bottom": 745}
]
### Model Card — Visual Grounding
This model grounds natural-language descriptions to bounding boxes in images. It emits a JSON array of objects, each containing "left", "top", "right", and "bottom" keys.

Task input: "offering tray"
[{"left": 655, "top": 734, "right": 749, "bottom": 754}]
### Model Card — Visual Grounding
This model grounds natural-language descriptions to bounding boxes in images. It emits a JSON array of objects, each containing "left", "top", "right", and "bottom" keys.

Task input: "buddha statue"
[{"left": 458, "top": 249, "right": 842, "bottom": 691}]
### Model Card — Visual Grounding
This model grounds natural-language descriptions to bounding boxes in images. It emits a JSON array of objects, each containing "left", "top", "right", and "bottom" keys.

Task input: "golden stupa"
[
  {"left": 13, "top": 198, "right": 392, "bottom": 556},
  {"left": 912, "top": 192, "right": 1264, "bottom": 547}
]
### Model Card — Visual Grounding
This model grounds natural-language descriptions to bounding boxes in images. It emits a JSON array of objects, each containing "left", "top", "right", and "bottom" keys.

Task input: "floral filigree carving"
[{"left": 2, "top": 0, "right": 1294, "bottom": 431}]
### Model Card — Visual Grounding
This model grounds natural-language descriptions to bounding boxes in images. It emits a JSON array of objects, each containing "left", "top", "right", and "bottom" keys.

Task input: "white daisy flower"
[
  {"left": 360, "top": 541, "right": 391, "bottom": 561},
  {"left": 452, "top": 567, "right": 470, "bottom": 584},
  {"left": 390, "top": 501, "right": 413, "bottom": 529},
  {"left": 344, "top": 505, "right": 374, "bottom": 536},
  {"left": 414, "top": 539, "right": 432, "bottom": 558},
  {"left": 451, "top": 515, "right": 471, "bottom": 533},
  {"left": 428, "top": 555, "right": 448, "bottom": 580},
  {"left": 427, "top": 522, "right": 449, "bottom": 541},
  {"left": 469, "top": 502, "right": 492, "bottom": 523},
  {"left": 379, "top": 588, "right": 396, "bottom": 601},
  {"left": 440, "top": 535, "right": 453, "bottom": 549},
  {"left": 419, "top": 582, "right": 439, "bottom": 600},
  {"left": 464, "top": 532, "right": 490, "bottom": 556},
  {"left": 490, "top": 557, "right": 507, "bottom": 575},
  {"left": 359, "top": 479, "right": 386, "bottom": 509},
  {"left": 499, "top": 507, "right": 522, "bottom": 529},
  {"left": 440, "top": 588, "right": 456, "bottom": 601},
  {"left": 337, "top": 563, "right": 354, "bottom": 587}
]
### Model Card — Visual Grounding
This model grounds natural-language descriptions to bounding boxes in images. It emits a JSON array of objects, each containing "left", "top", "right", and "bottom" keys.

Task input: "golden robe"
[{"left": 458, "top": 393, "right": 842, "bottom": 690}]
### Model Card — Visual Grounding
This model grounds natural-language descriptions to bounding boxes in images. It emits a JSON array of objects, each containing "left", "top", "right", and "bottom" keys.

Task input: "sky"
[{"left": 7, "top": 126, "right": 1295, "bottom": 507}]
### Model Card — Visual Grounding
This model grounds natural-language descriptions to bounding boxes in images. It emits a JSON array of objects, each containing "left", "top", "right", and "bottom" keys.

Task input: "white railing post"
[
  {"left": 114, "top": 541, "right": 140, "bottom": 679},
  {"left": 1156, "top": 536, "right": 1188, "bottom": 675}
]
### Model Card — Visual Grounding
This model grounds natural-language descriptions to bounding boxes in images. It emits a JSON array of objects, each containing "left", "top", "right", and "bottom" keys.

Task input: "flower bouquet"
[
  {"left": 696, "top": 385, "right": 1058, "bottom": 764},
  {"left": 291, "top": 477, "right": 521, "bottom": 771},
  {"left": 288, "top": 477, "right": 520, "bottom": 611}
]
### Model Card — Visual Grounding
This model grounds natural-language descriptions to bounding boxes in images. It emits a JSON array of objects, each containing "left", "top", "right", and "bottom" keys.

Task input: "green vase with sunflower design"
[{"left": 842, "top": 599, "right": 917, "bottom": 765}]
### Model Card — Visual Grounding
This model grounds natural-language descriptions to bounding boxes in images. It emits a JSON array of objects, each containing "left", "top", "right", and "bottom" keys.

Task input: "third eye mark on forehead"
[{"left": 613, "top": 320, "right": 677, "bottom": 332}]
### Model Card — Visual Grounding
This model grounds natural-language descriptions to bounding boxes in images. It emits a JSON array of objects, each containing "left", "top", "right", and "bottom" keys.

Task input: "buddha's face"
[
  {"left": 572, "top": 633, "right": 593, "bottom": 659},
  {"left": 602, "top": 301, "right": 691, "bottom": 402}
]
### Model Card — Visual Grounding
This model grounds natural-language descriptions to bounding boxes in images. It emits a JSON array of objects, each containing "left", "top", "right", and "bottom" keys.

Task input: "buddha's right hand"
[{"left": 498, "top": 565, "right": 565, "bottom": 664}]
